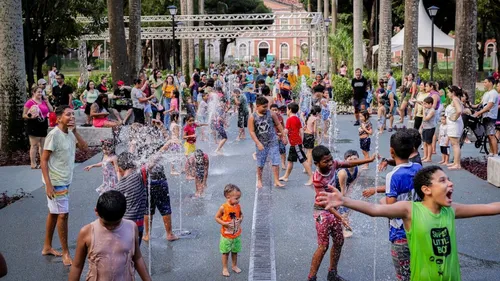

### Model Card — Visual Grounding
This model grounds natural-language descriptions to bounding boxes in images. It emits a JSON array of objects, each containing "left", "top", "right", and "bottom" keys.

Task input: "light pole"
[
  {"left": 428, "top": 6, "right": 439, "bottom": 81},
  {"left": 208, "top": 41, "right": 211, "bottom": 75},
  {"left": 168, "top": 5, "right": 178, "bottom": 74}
]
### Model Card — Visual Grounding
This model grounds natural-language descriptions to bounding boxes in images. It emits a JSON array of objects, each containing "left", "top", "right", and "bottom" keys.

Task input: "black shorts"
[
  {"left": 303, "top": 133, "right": 315, "bottom": 149},
  {"left": 147, "top": 180, "right": 172, "bottom": 216},
  {"left": 422, "top": 128, "right": 435, "bottom": 144},
  {"left": 440, "top": 146, "right": 449, "bottom": 155},
  {"left": 278, "top": 140, "right": 286, "bottom": 155},
  {"left": 352, "top": 98, "right": 366, "bottom": 113},
  {"left": 238, "top": 112, "right": 248, "bottom": 128},
  {"left": 84, "top": 102, "right": 93, "bottom": 115},
  {"left": 360, "top": 137, "right": 371, "bottom": 152},
  {"left": 413, "top": 116, "right": 423, "bottom": 130},
  {"left": 287, "top": 144, "right": 307, "bottom": 163},
  {"left": 133, "top": 108, "right": 145, "bottom": 124}
]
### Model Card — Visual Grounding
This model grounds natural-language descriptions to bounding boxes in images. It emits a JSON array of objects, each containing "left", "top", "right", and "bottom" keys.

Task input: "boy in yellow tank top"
[{"left": 215, "top": 184, "right": 244, "bottom": 277}]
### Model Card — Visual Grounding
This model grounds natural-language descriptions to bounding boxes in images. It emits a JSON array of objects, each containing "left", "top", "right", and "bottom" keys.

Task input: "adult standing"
[
  {"left": 96, "top": 75, "right": 108, "bottom": 94},
  {"left": 131, "top": 79, "right": 154, "bottom": 124},
  {"left": 413, "top": 81, "right": 429, "bottom": 130},
  {"left": 41, "top": 105, "right": 88, "bottom": 266},
  {"left": 174, "top": 71, "right": 185, "bottom": 94},
  {"left": 386, "top": 71, "right": 397, "bottom": 98},
  {"left": 48, "top": 66, "right": 58, "bottom": 88},
  {"left": 190, "top": 73, "right": 200, "bottom": 107},
  {"left": 398, "top": 73, "right": 417, "bottom": 123},
  {"left": 279, "top": 73, "right": 292, "bottom": 103},
  {"left": 339, "top": 62, "right": 348, "bottom": 77},
  {"left": 472, "top": 77, "right": 499, "bottom": 156},
  {"left": 52, "top": 73, "right": 73, "bottom": 107},
  {"left": 81, "top": 80, "right": 99, "bottom": 127},
  {"left": 162, "top": 75, "right": 177, "bottom": 128},
  {"left": 445, "top": 86, "right": 464, "bottom": 170},
  {"left": 38, "top": 78, "right": 48, "bottom": 98},
  {"left": 426, "top": 81, "right": 441, "bottom": 153},
  {"left": 151, "top": 70, "right": 165, "bottom": 122},
  {"left": 23, "top": 86, "right": 53, "bottom": 169},
  {"left": 351, "top": 68, "right": 368, "bottom": 126}
]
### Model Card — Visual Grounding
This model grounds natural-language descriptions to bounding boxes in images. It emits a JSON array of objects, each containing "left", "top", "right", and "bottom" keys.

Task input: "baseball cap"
[
  {"left": 117, "top": 80, "right": 124, "bottom": 86},
  {"left": 37, "top": 78, "right": 47, "bottom": 85}
]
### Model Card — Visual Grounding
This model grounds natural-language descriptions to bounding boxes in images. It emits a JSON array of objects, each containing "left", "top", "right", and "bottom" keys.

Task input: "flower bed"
[
  {"left": 461, "top": 156, "right": 487, "bottom": 180},
  {"left": 0, "top": 147, "right": 100, "bottom": 166}
]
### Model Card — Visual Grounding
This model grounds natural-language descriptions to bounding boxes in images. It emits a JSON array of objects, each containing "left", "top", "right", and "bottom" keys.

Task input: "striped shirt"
[{"left": 115, "top": 172, "right": 146, "bottom": 221}]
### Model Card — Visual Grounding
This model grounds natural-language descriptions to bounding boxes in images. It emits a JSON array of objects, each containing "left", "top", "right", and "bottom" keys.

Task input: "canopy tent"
[{"left": 373, "top": 0, "right": 455, "bottom": 53}]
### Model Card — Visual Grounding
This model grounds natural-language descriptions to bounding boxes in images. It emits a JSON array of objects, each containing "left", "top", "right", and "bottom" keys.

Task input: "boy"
[
  {"left": 377, "top": 128, "right": 422, "bottom": 171},
  {"left": 318, "top": 165, "right": 500, "bottom": 281},
  {"left": 197, "top": 93, "right": 209, "bottom": 141},
  {"left": 438, "top": 115, "right": 450, "bottom": 165},
  {"left": 377, "top": 100, "right": 387, "bottom": 133},
  {"left": 422, "top": 96, "right": 436, "bottom": 163},
  {"left": 41, "top": 105, "right": 88, "bottom": 266},
  {"left": 270, "top": 103, "right": 287, "bottom": 170},
  {"left": 233, "top": 89, "right": 249, "bottom": 140},
  {"left": 248, "top": 97, "right": 288, "bottom": 188},
  {"left": 362, "top": 130, "right": 422, "bottom": 281},
  {"left": 278, "top": 102, "right": 313, "bottom": 185},
  {"left": 68, "top": 191, "right": 152, "bottom": 281},
  {"left": 308, "top": 145, "right": 375, "bottom": 281},
  {"left": 114, "top": 152, "right": 147, "bottom": 243},
  {"left": 186, "top": 149, "right": 210, "bottom": 197},
  {"left": 215, "top": 184, "right": 243, "bottom": 277}
]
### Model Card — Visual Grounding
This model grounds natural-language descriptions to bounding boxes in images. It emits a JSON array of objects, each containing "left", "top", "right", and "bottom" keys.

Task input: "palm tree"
[
  {"left": 453, "top": 0, "right": 478, "bottom": 100},
  {"left": 128, "top": 0, "right": 142, "bottom": 80},
  {"left": 0, "top": 0, "right": 27, "bottom": 152},
  {"left": 199, "top": 0, "right": 206, "bottom": 69},
  {"left": 180, "top": 0, "right": 189, "bottom": 76},
  {"left": 108, "top": 0, "right": 130, "bottom": 85},
  {"left": 353, "top": 0, "right": 363, "bottom": 70},
  {"left": 323, "top": 0, "right": 329, "bottom": 18},
  {"left": 403, "top": 0, "right": 419, "bottom": 76},
  {"left": 377, "top": 0, "right": 392, "bottom": 79},
  {"left": 317, "top": 0, "right": 322, "bottom": 13},
  {"left": 187, "top": 0, "right": 194, "bottom": 76},
  {"left": 328, "top": 26, "right": 353, "bottom": 72}
]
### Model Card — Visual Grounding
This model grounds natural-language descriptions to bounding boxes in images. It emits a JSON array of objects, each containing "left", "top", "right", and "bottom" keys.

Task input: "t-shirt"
[
  {"left": 184, "top": 124, "right": 198, "bottom": 144},
  {"left": 25, "top": 99, "right": 50, "bottom": 119},
  {"left": 439, "top": 125, "right": 449, "bottom": 146},
  {"left": 115, "top": 172, "right": 146, "bottom": 221},
  {"left": 387, "top": 77, "right": 397, "bottom": 96},
  {"left": 351, "top": 77, "right": 368, "bottom": 100},
  {"left": 43, "top": 127, "right": 77, "bottom": 186},
  {"left": 286, "top": 115, "right": 302, "bottom": 146},
  {"left": 52, "top": 84, "right": 73, "bottom": 106},
  {"left": 407, "top": 202, "right": 460, "bottom": 281},
  {"left": 199, "top": 81, "right": 206, "bottom": 94},
  {"left": 385, "top": 162, "right": 422, "bottom": 242},
  {"left": 238, "top": 94, "right": 249, "bottom": 115},
  {"left": 97, "top": 83, "right": 108, "bottom": 94},
  {"left": 83, "top": 89, "right": 99, "bottom": 103},
  {"left": 131, "top": 87, "right": 145, "bottom": 109},
  {"left": 170, "top": 98, "right": 179, "bottom": 112},
  {"left": 481, "top": 89, "right": 499, "bottom": 119},
  {"left": 197, "top": 100, "right": 208, "bottom": 118},
  {"left": 114, "top": 87, "right": 131, "bottom": 99},
  {"left": 422, "top": 108, "right": 436, "bottom": 129},
  {"left": 312, "top": 160, "right": 344, "bottom": 208}
]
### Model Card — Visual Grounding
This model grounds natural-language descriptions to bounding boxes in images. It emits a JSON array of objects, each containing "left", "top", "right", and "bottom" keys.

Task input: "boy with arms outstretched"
[
  {"left": 308, "top": 145, "right": 375, "bottom": 281},
  {"left": 318, "top": 165, "right": 500, "bottom": 281}
]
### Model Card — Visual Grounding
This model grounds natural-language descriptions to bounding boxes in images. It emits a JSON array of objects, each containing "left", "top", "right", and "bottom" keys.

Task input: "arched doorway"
[{"left": 258, "top": 41, "right": 269, "bottom": 62}]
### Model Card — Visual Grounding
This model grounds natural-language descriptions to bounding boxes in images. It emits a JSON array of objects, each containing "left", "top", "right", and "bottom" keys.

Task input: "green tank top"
[{"left": 407, "top": 202, "right": 460, "bottom": 281}]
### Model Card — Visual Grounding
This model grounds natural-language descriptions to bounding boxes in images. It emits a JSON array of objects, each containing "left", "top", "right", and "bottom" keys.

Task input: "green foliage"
[
  {"left": 331, "top": 76, "right": 352, "bottom": 106},
  {"left": 328, "top": 25, "right": 353, "bottom": 75},
  {"left": 474, "top": 90, "right": 486, "bottom": 104}
]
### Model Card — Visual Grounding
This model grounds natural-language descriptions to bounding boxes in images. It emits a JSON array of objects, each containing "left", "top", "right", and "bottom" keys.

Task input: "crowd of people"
[{"left": 16, "top": 60, "right": 500, "bottom": 281}]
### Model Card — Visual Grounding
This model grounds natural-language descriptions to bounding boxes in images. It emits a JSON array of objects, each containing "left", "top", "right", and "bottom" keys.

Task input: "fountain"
[
  {"left": 328, "top": 100, "right": 339, "bottom": 159},
  {"left": 299, "top": 76, "right": 312, "bottom": 124},
  {"left": 372, "top": 129, "right": 382, "bottom": 280}
]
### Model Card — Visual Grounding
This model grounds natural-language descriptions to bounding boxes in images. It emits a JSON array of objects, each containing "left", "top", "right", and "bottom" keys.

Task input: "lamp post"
[
  {"left": 428, "top": 6, "right": 439, "bottom": 81},
  {"left": 208, "top": 41, "right": 211, "bottom": 75},
  {"left": 168, "top": 5, "right": 178, "bottom": 74}
]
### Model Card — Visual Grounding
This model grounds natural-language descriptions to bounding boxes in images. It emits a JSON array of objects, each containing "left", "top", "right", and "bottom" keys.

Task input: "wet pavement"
[{"left": 0, "top": 114, "right": 499, "bottom": 281}]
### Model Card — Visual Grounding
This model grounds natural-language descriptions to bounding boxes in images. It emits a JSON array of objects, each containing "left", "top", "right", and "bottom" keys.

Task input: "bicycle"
[{"left": 459, "top": 114, "right": 499, "bottom": 155}]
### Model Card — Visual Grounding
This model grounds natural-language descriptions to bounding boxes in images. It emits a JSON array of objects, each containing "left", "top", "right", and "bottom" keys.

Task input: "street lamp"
[
  {"left": 168, "top": 5, "right": 178, "bottom": 74},
  {"left": 428, "top": 5, "right": 439, "bottom": 81}
]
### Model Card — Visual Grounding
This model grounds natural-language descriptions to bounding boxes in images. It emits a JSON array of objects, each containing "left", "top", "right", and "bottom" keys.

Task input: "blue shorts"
[
  {"left": 278, "top": 140, "right": 286, "bottom": 155},
  {"left": 245, "top": 92, "right": 257, "bottom": 104},
  {"left": 256, "top": 143, "right": 280, "bottom": 167},
  {"left": 147, "top": 180, "right": 172, "bottom": 216},
  {"left": 144, "top": 104, "right": 152, "bottom": 114},
  {"left": 192, "top": 90, "right": 198, "bottom": 102}
]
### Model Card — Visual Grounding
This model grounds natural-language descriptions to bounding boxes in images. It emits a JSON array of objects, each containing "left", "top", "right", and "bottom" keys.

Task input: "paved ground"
[{"left": 0, "top": 114, "right": 499, "bottom": 281}]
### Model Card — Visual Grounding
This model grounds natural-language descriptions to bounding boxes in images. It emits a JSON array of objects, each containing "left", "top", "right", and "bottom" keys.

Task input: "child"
[
  {"left": 233, "top": 89, "right": 248, "bottom": 140},
  {"left": 320, "top": 98, "right": 330, "bottom": 141},
  {"left": 270, "top": 104, "right": 287, "bottom": 170},
  {"left": 279, "top": 102, "right": 313, "bottom": 185},
  {"left": 249, "top": 97, "right": 288, "bottom": 188},
  {"left": 361, "top": 130, "right": 422, "bottom": 281},
  {"left": 68, "top": 190, "right": 152, "bottom": 281},
  {"left": 318, "top": 165, "right": 500, "bottom": 281},
  {"left": 215, "top": 184, "right": 244, "bottom": 277},
  {"left": 214, "top": 98, "right": 228, "bottom": 155},
  {"left": 422, "top": 96, "right": 436, "bottom": 163},
  {"left": 164, "top": 112, "right": 182, "bottom": 175},
  {"left": 304, "top": 106, "right": 320, "bottom": 172},
  {"left": 197, "top": 93, "right": 209, "bottom": 141},
  {"left": 308, "top": 145, "right": 375, "bottom": 281},
  {"left": 438, "top": 114, "right": 450, "bottom": 165},
  {"left": 377, "top": 128, "right": 423, "bottom": 173},
  {"left": 84, "top": 139, "right": 120, "bottom": 194},
  {"left": 114, "top": 152, "right": 147, "bottom": 243},
  {"left": 185, "top": 97, "right": 196, "bottom": 120},
  {"left": 358, "top": 110, "right": 373, "bottom": 170},
  {"left": 183, "top": 114, "right": 207, "bottom": 156},
  {"left": 377, "top": 100, "right": 387, "bottom": 133},
  {"left": 186, "top": 149, "right": 209, "bottom": 197},
  {"left": 334, "top": 150, "right": 360, "bottom": 238}
]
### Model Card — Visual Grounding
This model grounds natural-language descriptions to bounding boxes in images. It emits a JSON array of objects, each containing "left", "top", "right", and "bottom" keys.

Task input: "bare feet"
[
  {"left": 281, "top": 165, "right": 286, "bottom": 170},
  {"left": 186, "top": 176, "right": 195, "bottom": 180},
  {"left": 232, "top": 266, "right": 242, "bottom": 273},
  {"left": 422, "top": 159, "right": 432, "bottom": 163},
  {"left": 170, "top": 171, "right": 180, "bottom": 176},
  {"left": 167, "top": 234, "right": 179, "bottom": 241},
  {"left": 222, "top": 268, "right": 230, "bottom": 277},
  {"left": 62, "top": 253, "right": 73, "bottom": 266},
  {"left": 448, "top": 165, "right": 461, "bottom": 170},
  {"left": 42, "top": 248, "right": 62, "bottom": 257},
  {"left": 274, "top": 181, "right": 285, "bottom": 188},
  {"left": 437, "top": 161, "right": 444, "bottom": 165},
  {"left": 361, "top": 164, "right": 369, "bottom": 170},
  {"left": 252, "top": 153, "right": 257, "bottom": 161},
  {"left": 304, "top": 181, "right": 313, "bottom": 186},
  {"left": 256, "top": 180, "right": 263, "bottom": 188},
  {"left": 446, "top": 163, "right": 455, "bottom": 167},
  {"left": 278, "top": 176, "right": 288, "bottom": 182},
  {"left": 142, "top": 235, "right": 150, "bottom": 242}
]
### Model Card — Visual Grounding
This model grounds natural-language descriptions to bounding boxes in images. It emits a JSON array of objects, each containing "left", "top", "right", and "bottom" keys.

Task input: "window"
[
  {"left": 281, "top": 19, "right": 289, "bottom": 31},
  {"left": 300, "top": 43, "right": 308, "bottom": 59},
  {"left": 207, "top": 44, "right": 215, "bottom": 58},
  {"left": 280, "top": 43, "right": 289, "bottom": 59},
  {"left": 239, "top": 43, "right": 247, "bottom": 59}
]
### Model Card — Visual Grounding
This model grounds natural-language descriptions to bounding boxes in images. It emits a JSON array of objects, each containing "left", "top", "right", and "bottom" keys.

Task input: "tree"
[
  {"left": 108, "top": 0, "right": 130, "bottom": 85},
  {"left": 0, "top": 0, "right": 27, "bottom": 152},
  {"left": 187, "top": 0, "right": 195, "bottom": 75},
  {"left": 377, "top": 0, "right": 392, "bottom": 79},
  {"left": 403, "top": 0, "right": 419, "bottom": 76},
  {"left": 353, "top": 0, "right": 363, "bottom": 70},
  {"left": 128, "top": 0, "right": 142, "bottom": 80},
  {"left": 199, "top": 0, "right": 206, "bottom": 69},
  {"left": 453, "top": 0, "right": 478, "bottom": 100},
  {"left": 328, "top": 24, "right": 353, "bottom": 72},
  {"left": 323, "top": 0, "right": 329, "bottom": 19},
  {"left": 180, "top": 0, "right": 189, "bottom": 76}
]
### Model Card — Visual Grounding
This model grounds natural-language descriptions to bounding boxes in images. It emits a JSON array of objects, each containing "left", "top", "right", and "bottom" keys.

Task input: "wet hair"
[
  {"left": 55, "top": 105, "right": 71, "bottom": 117},
  {"left": 96, "top": 190, "right": 127, "bottom": 222},
  {"left": 232, "top": 88, "right": 241, "bottom": 95},
  {"left": 360, "top": 109, "right": 370, "bottom": 120},
  {"left": 390, "top": 129, "right": 414, "bottom": 160},
  {"left": 223, "top": 184, "right": 241, "bottom": 197},
  {"left": 407, "top": 128, "right": 422, "bottom": 150},
  {"left": 101, "top": 138, "right": 115, "bottom": 154},
  {"left": 215, "top": 87, "right": 223, "bottom": 93},
  {"left": 184, "top": 114, "right": 195, "bottom": 124},
  {"left": 171, "top": 112, "right": 179, "bottom": 123},
  {"left": 423, "top": 96, "right": 434, "bottom": 104},
  {"left": 261, "top": 85, "right": 271, "bottom": 96},
  {"left": 117, "top": 152, "right": 136, "bottom": 170},
  {"left": 86, "top": 80, "right": 95, "bottom": 91},
  {"left": 313, "top": 83, "right": 325, "bottom": 93},
  {"left": 256, "top": 96, "right": 269, "bottom": 106},
  {"left": 306, "top": 105, "right": 321, "bottom": 124},
  {"left": 270, "top": 103, "right": 279, "bottom": 110},
  {"left": 207, "top": 78, "right": 215, "bottom": 87},
  {"left": 344, "top": 149, "right": 359, "bottom": 160},
  {"left": 194, "top": 149, "right": 206, "bottom": 169},
  {"left": 257, "top": 79, "right": 266, "bottom": 85},
  {"left": 287, "top": 102, "right": 299, "bottom": 113},
  {"left": 312, "top": 145, "right": 331, "bottom": 163},
  {"left": 414, "top": 165, "right": 443, "bottom": 199}
]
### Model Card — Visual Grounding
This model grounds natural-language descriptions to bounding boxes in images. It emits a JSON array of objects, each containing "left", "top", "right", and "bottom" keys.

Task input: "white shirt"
[
  {"left": 481, "top": 89, "right": 499, "bottom": 119},
  {"left": 131, "top": 87, "right": 145, "bottom": 109},
  {"left": 43, "top": 127, "right": 77, "bottom": 186}
]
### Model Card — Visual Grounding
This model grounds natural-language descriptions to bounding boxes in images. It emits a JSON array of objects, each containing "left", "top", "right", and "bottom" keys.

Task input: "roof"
[{"left": 263, "top": 0, "right": 303, "bottom": 11}]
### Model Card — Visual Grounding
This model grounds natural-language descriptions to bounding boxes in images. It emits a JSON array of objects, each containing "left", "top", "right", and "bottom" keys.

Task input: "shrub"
[{"left": 331, "top": 75, "right": 352, "bottom": 105}]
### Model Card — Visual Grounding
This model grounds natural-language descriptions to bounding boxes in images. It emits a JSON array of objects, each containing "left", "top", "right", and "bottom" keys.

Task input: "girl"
[
  {"left": 444, "top": 86, "right": 464, "bottom": 170},
  {"left": 426, "top": 81, "right": 441, "bottom": 154},
  {"left": 84, "top": 139, "right": 120, "bottom": 194},
  {"left": 162, "top": 75, "right": 177, "bottom": 128},
  {"left": 413, "top": 81, "right": 429, "bottom": 130},
  {"left": 90, "top": 94, "right": 122, "bottom": 128},
  {"left": 81, "top": 80, "right": 99, "bottom": 126},
  {"left": 303, "top": 105, "right": 320, "bottom": 171},
  {"left": 438, "top": 115, "right": 450, "bottom": 165},
  {"left": 377, "top": 100, "right": 387, "bottom": 133},
  {"left": 186, "top": 149, "right": 210, "bottom": 198},
  {"left": 323, "top": 72, "right": 332, "bottom": 99},
  {"left": 183, "top": 115, "right": 208, "bottom": 156},
  {"left": 164, "top": 112, "right": 182, "bottom": 175},
  {"left": 214, "top": 98, "right": 229, "bottom": 155},
  {"left": 358, "top": 110, "right": 373, "bottom": 169},
  {"left": 320, "top": 98, "right": 331, "bottom": 141}
]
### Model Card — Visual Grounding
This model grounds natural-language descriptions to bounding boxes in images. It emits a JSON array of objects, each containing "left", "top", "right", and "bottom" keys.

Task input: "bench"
[{"left": 487, "top": 156, "right": 500, "bottom": 187}]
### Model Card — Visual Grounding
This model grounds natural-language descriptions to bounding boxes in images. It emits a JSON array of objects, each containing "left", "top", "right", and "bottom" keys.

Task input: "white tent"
[{"left": 373, "top": 0, "right": 455, "bottom": 53}]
